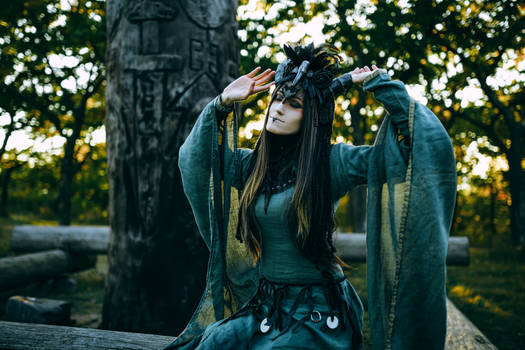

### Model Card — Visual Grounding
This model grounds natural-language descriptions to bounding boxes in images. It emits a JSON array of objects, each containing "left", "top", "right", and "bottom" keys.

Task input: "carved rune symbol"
[
  {"left": 136, "top": 72, "right": 163, "bottom": 135},
  {"left": 128, "top": 0, "right": 177, "bottom": 55},
  {"left": 189, "top": 39, "right": 219, "bottom": 77}
]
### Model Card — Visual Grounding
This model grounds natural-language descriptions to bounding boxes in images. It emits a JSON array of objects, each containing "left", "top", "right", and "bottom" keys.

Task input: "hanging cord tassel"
[
  {"left": 290, "top": 287, "right": 314, "bottom": 333},
  {"left": 270, "top": 286, "right": 311, "bottom": 340}
]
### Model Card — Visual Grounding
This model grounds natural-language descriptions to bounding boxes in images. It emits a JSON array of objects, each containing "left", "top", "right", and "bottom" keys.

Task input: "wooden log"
[
  {"left": 0, "top": 298, "right": 496, "bottom": 349},
  {"left": 335, "top": 233, "right": 470, "bottom": 265},
  {"left": 0, "top": 250, "right": 95, "bottom": 291},
  {"left": 445, "top": 298, "right": 497, "bottom": 349},
  {"left": 10, "top": 226, "right": 470, "bottom": 266},
  {"left": 0, "top": 321, "right": 176, "bottom": 350},
  {"left": 10, "top": 226, "right": 109, "bottom": 254}
]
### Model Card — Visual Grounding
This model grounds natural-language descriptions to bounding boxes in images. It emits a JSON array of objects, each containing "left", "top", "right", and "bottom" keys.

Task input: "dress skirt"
[{"left": 171, "top": 277, "right": 364, "bottom": 350}]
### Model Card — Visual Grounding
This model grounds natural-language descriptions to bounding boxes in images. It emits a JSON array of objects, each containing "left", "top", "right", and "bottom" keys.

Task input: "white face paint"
[{"left": 265, "top": 89, "right": 304, "bottom": 135}]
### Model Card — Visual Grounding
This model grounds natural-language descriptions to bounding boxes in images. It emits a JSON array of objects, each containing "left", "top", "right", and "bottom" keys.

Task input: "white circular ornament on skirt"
[
  {"left": 326, "top": 315, "right": 339, "bottom": 329},
  {"left": 260, "top": 318, "right": 271, "bottom": 333}
]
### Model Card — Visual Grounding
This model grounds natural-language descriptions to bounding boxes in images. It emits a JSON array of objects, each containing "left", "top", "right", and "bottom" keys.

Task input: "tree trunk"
[
  {"left": 521, "top": 170, "right": 525, "bottom": 246},
  {"left": 488, "top": 183, "right": 496, "bottom": 247},
  {"left": 0, "top": 162, "right": 23, "bottom": 218},
  {"left": 56, "top": 138, "right": 75, "bottom": 226},
  {"left": 102, "top": 0, "right": 239, "bottom": 335},
  {"left": 0, "top": 167, "right": 14, "bottom": 218},
  {"left": 506, "top": 125, "right": 523, "bottom": 247}
]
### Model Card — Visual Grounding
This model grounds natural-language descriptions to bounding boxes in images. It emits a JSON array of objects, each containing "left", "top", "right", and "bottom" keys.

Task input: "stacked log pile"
[{"left": 0, "top": 226, "right": 107, "bottom": 292}]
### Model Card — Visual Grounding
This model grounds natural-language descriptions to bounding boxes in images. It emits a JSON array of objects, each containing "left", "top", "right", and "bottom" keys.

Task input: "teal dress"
[{"left": 164, "top": 70, "right": 456, "bottom": 350}]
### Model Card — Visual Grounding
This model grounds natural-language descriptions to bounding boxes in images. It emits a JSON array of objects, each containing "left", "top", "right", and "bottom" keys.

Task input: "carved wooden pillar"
[{"left": 103, "top": 0, "right": 238, "bottom": 335}]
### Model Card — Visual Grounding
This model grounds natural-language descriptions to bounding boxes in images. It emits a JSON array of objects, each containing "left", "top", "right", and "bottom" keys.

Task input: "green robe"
[{"left": 165, "top": 69, "right": 456, "bottom": 350}]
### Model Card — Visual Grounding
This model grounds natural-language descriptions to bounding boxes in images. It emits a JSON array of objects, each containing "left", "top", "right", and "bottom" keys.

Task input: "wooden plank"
[{"left": 0, "top": 321, "right": 176, "bottom": 350}]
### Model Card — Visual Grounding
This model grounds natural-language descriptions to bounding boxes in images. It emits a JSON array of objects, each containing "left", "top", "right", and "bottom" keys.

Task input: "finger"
[
  {"left": 364, "top": 66, "right": 370, "bottom": 72},
  {"left": 255, "top": 70, "right": 275, "bottom": 84},
  {"left": 253, "top": 81, "right": 274, "bottom": 93},
  {"left": 246, "top": 67, "right": 262, "bottom": 78},
  {"left": 353, "top": 67, "right": 360, "bottom": 73},
  {"left": 247, "top": 80, "right": 256, "bottom": 94},
  {"left": 372, "top": 65, "right": 378, "bottom": 70},
  {"left": 254, "top": 69, "right": 273, "bottom": 82}
]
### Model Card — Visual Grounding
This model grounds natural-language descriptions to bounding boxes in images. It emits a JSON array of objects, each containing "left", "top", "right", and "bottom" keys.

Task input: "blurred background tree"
[{"left": 0, "top": 0, "right": 106, "bottom": 225}]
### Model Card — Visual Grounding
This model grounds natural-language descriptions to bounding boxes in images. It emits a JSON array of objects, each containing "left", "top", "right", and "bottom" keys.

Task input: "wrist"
[
  {"left": 328, "top": 73, "right": 354, "bottom": 97},
  {"left": 216, "top": 93, "right": 233, "bottom": 114},
  {"left": 219, "top": 92, "right": 233, "bottom": 107}
]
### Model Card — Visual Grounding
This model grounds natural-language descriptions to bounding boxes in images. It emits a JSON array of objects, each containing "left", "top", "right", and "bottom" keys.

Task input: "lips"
[{"left": 271, "top": 116, "right": 284, "bottom": 123}]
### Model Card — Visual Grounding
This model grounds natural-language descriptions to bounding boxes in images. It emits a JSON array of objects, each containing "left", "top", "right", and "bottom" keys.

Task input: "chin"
[
  {"left": 267, "top": 128, "right": 286, "bottom": 136},
  {"left": 266, "top": 124, "right": 298, "bottom": 136}
]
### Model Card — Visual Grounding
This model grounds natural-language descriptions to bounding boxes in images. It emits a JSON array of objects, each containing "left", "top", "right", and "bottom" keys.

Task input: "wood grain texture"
[
  {"left": 0, "top": 321, "right": 176, "bottom": 350},
  {"left": 445, "top": 298, "right": 498, "bottom": 349},
  {"left": 10, "top": 226, "right": 109, "bottom": 254},
  {"left": 0, "top": 249, "right": 95, "bottom": 291}
]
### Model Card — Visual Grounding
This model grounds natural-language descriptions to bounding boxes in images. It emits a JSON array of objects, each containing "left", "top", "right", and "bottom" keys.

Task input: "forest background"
[
  {"left": 0, "top": 0, "right": 524, "bottom": 348},
  {"left": 1, "top": 0, "right": 523, "bottom": 246}
]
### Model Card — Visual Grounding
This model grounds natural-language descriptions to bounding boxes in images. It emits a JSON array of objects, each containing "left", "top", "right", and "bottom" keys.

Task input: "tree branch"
[{"left": 0, "top": 114, "right": 14, "bottom": 160}]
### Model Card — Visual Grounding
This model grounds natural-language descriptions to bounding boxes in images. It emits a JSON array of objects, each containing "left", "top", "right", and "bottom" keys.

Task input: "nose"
[{"left": 275, "top": 100, "right": 285, "bottom": 114}]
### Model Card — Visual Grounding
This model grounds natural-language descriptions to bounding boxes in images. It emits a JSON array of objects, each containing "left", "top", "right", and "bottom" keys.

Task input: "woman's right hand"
[
  {"left": 350, "top": 65, "right": 379, "bottom": 84},
  {"left": 220, "top": 67, "right": 275, "bottom": 106}
]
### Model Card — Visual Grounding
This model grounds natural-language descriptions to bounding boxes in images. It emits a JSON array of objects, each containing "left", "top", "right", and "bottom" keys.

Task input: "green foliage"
[
  {"left": 7, "top": 141, "right": 108, "bottom": 224},
  {"left": 0, "top": 0, "right": 106, "bottom": 222}
]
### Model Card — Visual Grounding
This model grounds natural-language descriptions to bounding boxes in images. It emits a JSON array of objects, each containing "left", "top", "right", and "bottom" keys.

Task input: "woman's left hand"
[{"left": 350, "top": 65, "right": 380, "bottom": 84}]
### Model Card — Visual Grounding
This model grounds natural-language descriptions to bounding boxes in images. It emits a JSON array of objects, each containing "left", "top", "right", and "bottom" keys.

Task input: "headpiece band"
[{"left": 274, "top": 45, "right": 353, "bottom": 123}]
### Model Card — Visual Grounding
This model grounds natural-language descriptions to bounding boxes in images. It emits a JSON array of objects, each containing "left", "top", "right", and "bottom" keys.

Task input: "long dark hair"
[{"left": 237, "top": 44, "right": 342, "bottom": 268}]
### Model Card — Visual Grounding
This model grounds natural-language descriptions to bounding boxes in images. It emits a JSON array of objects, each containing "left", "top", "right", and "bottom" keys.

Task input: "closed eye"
[{"left": 275, "top": 93, "right": 302, "bottom": 109}]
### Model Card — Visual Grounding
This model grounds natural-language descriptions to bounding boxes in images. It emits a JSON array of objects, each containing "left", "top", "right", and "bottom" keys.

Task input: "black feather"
[{"left": 283, "top": 44, "right": 301, "bottom": 65}]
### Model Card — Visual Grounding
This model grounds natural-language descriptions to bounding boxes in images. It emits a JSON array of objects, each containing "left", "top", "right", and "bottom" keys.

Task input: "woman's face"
[{"left": 265, "top": 88, "right": 304, "bottom": 135}]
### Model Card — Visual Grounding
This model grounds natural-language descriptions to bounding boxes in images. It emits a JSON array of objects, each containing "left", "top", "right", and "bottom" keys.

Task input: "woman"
[{"left": 165, "top": 44, "right": 456, "bottom": 350}]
